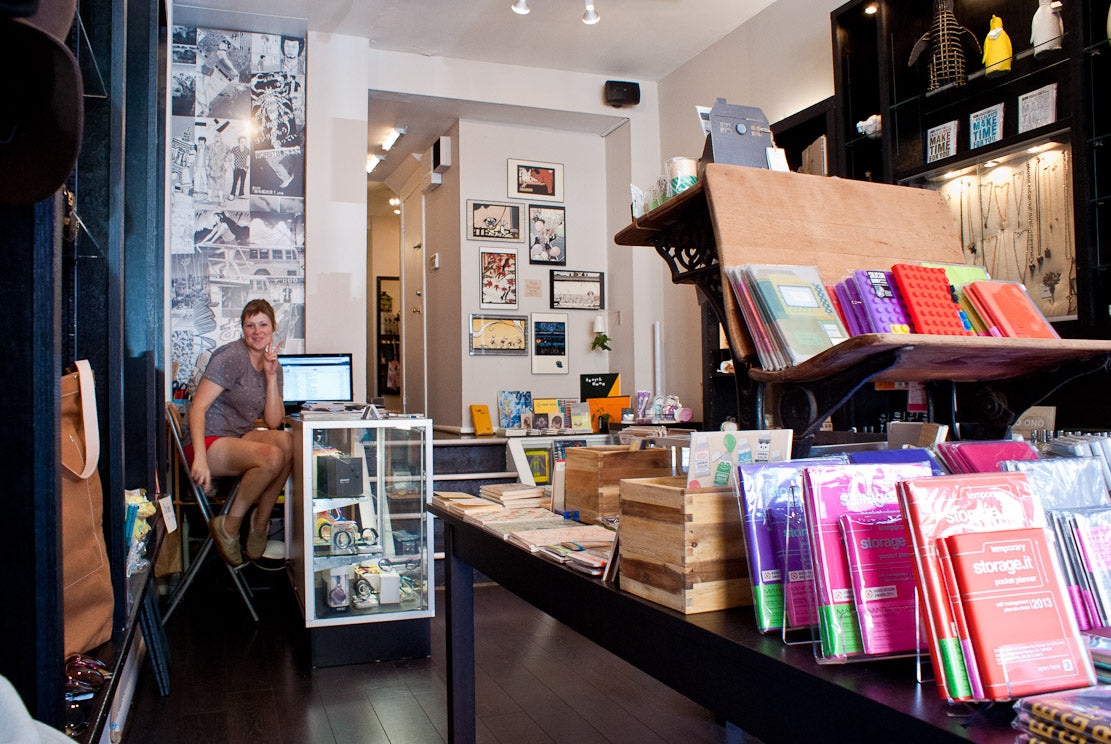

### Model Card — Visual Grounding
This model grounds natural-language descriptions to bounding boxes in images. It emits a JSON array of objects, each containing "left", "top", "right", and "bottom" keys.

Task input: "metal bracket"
[{"left": 769, "top": 349, "right": 905, "bottom": 456}]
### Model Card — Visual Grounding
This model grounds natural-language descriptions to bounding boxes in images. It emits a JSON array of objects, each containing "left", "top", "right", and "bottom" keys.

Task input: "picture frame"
[
  {"left": 468, "top": 200, "right": 523, "bottom": 242},
  {"left": 523, "top": 446, "right": 552, "bottom": 486},
  {"left": 469, "top": 313, "right": 528, "bottom": 356},
  {"left": 508, "top": 158, "right": 563, "bottom": 202},
  {"left": 480, "top": 247, "right": 518, "bottom": 309},
  {"left": 530, "top": 312, "right": 569, "bottom": 375},
  {"left": 550, "top": 270, "right": 604, "bottom": 310},
  {"left": 528, "top": 205, "right": 566, "bottom": 265}
]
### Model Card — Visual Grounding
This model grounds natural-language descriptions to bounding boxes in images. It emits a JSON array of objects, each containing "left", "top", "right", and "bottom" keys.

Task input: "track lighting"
[
  {"left": 511, "top": 0, "right": 530, "bottom": 15},
  {"left": 582, "top": 1, "right": 600, "bottom": 25},
  {"left": 366, "top": 155, "right": 381, "bottom": 174}
]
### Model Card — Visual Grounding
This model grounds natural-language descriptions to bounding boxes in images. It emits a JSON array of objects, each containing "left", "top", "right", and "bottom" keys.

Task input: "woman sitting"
[{"left": 185, "top": 299, "right": 293, "bottom": 565}]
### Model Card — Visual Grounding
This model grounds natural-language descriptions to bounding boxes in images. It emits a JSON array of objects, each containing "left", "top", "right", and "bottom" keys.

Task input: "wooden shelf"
[{"left": 613, "top": 163, "right": 1111, "bottom": 448}]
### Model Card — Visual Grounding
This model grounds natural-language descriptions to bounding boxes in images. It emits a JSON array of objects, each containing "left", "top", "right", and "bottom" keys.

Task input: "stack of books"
[
  {"left": 431, "top": 491, "right": 502, "bottom": 519},
  {"left": 503, "top": 523, "right": 616, "bottom": 576},
  {"left": 480, "top": 483, "right": 549, "bottom": 508},
  {"left": 1013, "top": 685, "right": 1111, "bottom": 743}
]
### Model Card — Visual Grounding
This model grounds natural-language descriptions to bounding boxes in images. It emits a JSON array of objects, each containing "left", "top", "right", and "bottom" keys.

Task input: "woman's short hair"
[{"left": 241, "top": 298, "right": 277, "bottom": 329}]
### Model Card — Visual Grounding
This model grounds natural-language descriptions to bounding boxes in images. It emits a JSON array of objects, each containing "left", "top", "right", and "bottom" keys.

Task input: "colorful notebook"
[
  {"left": 840, "top": 513, "right": 924, "bottom": 656},
  {"left": 802, "top": 462, "right": 931, "bottom": 660},
  {"left": 897, "top": 472, "right": 1046, "bottom": 701},
  {"left": 745, "top": 264, "right": 848, "bottom": 366},
  {"left": 966, "top": 280, "right": 1060, "bottom": 339},
  {"left": 738, "top": 458, "right": 845, "bottom": 633},
  {"left": 941, "top": 527, "right": 1093, "bottom": 699},
  {"left": 891, "top": 263, "right": 974, "bottom": 336},
  {"left": 919, "top": 261, "right": 991, "bottom": 336},
  {"left": 852, "top": 270, "right": 913, "bottom": 334},
  {"left": 470, "top": 404, "right": 494, "bottom": 436}
]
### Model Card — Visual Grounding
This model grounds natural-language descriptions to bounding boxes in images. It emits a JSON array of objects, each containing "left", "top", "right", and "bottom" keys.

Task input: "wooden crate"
[
  {"left": 564, "top": 446, "right": 672, "bottom": 524},
  {"left": 618, "top": 476, "right": 751, "bottom": 614}
]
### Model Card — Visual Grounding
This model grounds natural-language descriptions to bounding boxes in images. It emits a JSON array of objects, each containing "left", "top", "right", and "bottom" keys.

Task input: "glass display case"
[{"left": 289, "top": 415, "right": 433, "bottom": 629}]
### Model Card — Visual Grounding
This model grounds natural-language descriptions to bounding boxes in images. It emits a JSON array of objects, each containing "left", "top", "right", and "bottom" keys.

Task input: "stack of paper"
[
  {"left": 431, "top": 491, "right": 502, "bottom": 518},
  {"left": 504, "top": 523, "right": 616, "bottom": 576}
]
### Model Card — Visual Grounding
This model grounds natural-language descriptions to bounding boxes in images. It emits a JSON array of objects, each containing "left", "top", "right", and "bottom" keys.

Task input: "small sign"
[
  {"left": 926, "top": 121, "right": 958, "bottom": 163},
  {"left": 969, "top": 103, "right": 1004, "bottom": 149},
  {"left": 159, "top": 495, "right": 178, "bottom": 533},
  {"left": 1018, "top": 83, "right": 1057, "bottom": 134}
]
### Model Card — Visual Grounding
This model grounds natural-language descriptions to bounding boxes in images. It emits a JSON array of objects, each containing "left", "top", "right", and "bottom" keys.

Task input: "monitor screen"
[{"left": 278, "top": 353, "right": 353, "bottom": 405}]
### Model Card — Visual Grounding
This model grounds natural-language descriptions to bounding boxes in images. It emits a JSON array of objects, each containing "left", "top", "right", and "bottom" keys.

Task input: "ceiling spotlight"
[
  {"left": 511, "top": 0, "right": 530, "bottom": 15},
  {"left": 582, "top": 1, "right": 600, "bottom": 25},
  {"left": 366, "top": 154, "right": 382, "bottom": 174},
  {"left": 381, "top": 127, "right": 406, "bottom": 151},
  {"left": 864, "top": 3, "right": 878, "bottom": 15},
  {"left": 388, "top": 197, "right": 400, "bottom": 206},
  {"left": 393, "top": 208, "right": 401, "bottom": 215}
]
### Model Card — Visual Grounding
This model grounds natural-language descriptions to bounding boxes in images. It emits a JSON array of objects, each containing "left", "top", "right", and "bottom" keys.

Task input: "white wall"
[
  {"left": 445, "top": 120, "right": 612, "bottom": 428},
  {"left": 305, "top": 31, "right": 370, "bottom": 397}
]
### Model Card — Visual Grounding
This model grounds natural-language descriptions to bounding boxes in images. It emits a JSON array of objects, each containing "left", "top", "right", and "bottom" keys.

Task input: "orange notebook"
[
  {"left": 966, "top": 281, "right": 1060, "bottom": 339},
  {"left": 469, "top": 404, "right": 494, "bottom": 435},
  {"left": 942, "top": 528, "right": 1093, "bottom": 700}
]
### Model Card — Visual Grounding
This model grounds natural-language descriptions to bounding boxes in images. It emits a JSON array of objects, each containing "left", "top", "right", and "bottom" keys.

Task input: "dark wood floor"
[{"left": 126, "top": 563, "right": 745, "bottom": 744}]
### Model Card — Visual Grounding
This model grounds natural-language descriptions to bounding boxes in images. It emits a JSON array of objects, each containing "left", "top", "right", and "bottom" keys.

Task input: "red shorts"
[{"left": 183, "top": 435, "right": 222, "bottom": 465}]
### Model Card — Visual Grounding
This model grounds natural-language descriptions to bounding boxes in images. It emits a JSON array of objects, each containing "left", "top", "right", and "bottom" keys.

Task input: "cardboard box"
[
  {"left": 564, "top": 446, "right": 672, "bottom": 524},
  {"left": 619, "top": 476, "right": 751, "bottom": 614}
]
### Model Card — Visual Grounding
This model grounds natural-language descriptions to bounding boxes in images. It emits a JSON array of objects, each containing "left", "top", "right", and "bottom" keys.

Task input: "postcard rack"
[{"left": 614, "top": 164, "right": 1111, "bottom": 454}]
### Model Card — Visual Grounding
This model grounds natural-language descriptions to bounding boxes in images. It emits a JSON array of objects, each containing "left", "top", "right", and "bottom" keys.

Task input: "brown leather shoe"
[{"left": 209, "top": 515, "right": 243, "bottom": 566}]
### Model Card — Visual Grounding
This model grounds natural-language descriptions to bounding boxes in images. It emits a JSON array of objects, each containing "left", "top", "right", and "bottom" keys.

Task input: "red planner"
[{"left": 966, "top": 281, "right": 1060, "bottom": 340}]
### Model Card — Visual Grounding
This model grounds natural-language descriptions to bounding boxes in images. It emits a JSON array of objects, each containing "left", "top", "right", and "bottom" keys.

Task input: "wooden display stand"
[{"left": 615, "top": 164, "right": 1111, "bottom": 453}]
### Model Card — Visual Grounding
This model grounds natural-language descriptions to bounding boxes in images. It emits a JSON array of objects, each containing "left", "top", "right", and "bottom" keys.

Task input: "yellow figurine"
[{"left": 983, "top": 15, "right": 1012, "bottom": 77}]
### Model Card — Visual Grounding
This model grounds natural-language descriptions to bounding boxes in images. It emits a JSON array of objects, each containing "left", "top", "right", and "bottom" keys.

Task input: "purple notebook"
[
  {"left": 834, "top": 281, "right": 867, "bottom": 336},
  {"left": 852, "top": 270, "right": 913, "bottom": 334}
]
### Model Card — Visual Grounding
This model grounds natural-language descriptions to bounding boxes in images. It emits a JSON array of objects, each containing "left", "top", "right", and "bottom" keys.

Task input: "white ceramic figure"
[{"left": 1031, "top": 0, "right": 1064, "bottom": 55}]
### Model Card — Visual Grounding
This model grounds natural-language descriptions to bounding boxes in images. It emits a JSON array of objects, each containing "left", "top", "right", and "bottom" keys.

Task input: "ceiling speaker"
[{"left": 604, "top": 80, "right": 640, "bottom": 108}]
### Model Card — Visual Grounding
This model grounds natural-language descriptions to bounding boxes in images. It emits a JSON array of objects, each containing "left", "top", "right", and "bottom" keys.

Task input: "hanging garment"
[{"left": 983, "top": 15, "right": 1012, "bottom": 76}]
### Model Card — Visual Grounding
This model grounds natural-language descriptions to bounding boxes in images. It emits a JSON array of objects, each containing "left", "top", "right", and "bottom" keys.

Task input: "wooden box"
[
  {"left": 618, "top": 476, "right": 751, "bottom": 614},
  {"left": 564, "top": 446, "right": 672, "bottom": 525}
]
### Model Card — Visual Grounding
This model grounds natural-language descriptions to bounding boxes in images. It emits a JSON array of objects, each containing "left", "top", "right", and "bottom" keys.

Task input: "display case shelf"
[{"left": 290, "top": 415, "right": 434, "bottom": 631}]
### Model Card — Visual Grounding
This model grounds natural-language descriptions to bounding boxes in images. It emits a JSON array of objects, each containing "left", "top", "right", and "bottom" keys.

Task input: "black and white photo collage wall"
[{"left": 168, "top": 25, "right": 306, "bottom": 390}]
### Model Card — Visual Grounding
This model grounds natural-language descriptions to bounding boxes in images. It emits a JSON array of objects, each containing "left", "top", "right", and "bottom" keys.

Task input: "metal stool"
[{"left": 163, "top": 403, "right": 259, "bottom": 623}]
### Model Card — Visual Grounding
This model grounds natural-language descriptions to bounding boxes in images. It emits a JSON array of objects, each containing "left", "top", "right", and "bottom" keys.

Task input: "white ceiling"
[{"left": 175, "top": 0, "right": 779, "bottom": 193}]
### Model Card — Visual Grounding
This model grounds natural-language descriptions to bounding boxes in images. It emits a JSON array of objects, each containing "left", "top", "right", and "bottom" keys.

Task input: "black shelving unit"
[{"left": 376, "top": 276, "right": 401, "bottom": 396}]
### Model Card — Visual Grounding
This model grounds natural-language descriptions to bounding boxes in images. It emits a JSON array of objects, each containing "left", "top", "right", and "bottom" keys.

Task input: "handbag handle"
[{"left": 63, "top": 359, "right": 100, "bottom": 480}]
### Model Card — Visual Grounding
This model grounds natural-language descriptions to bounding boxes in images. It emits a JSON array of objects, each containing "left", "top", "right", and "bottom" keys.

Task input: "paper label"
[{"left": 159, "top": 495, "right": 178, "bottom": 533}]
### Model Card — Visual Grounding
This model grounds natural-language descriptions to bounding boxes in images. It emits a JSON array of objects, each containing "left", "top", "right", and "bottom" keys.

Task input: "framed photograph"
[
  {"left": 508, "top": 158, "right": 563, "bottom": 202},
  {"left": 550, "top": 270, "right": 604, "bottom": 310},
  {"left": 528, "top": 205, "right": 566, "bottom": 264},
  {"left": 480, "top": 247, "right": 518, "bottom": 309},
  {"left": 523, "top": 446, "right": 552, "bottom": 485},
  {"left": 469, "top": 313, "right": 528, "bottom": 356},
  {"left": 468, "top": 200, "right": 523, "bottom": 242},
  {"left": 531, "top": 312, "right": 568, "bottom": 375}
]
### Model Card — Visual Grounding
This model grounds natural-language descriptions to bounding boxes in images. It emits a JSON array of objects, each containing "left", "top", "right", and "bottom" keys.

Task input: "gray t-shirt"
[{"left": 188, "top": 339, "right": 283, "bottom": 443}]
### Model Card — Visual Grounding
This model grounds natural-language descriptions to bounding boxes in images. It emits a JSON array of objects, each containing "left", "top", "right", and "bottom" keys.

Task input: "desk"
[{"left": 434, "top": 506, "right": 1017, "bottom": 744}]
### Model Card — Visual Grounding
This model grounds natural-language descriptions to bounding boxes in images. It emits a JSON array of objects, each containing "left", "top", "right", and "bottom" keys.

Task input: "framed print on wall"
[
  {"left": 469, "top": 313, "right": 528, "bottom": 356},
  {"left": 480, "top": 247, "right": 518, "bottom": 309},
  {"left": 530, "top": 312, "right": 569, "bottom": 375},
  {"left": 528, "top": 205, "right": 566, "bottom": 264},
  {"left": 550, "top": 270, "right": 604, "bottom": 310},
  {"left": 508, "top": 158, "right": 563, "bottom": 202},
  {"left": 468, "top": 200, "right": 523, "bottom": 242}
]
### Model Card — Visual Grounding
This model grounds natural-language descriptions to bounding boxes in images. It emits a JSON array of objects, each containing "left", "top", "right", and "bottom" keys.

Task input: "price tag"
[{"left": 158, "top": 495, "right": 178, "bottom": 533}]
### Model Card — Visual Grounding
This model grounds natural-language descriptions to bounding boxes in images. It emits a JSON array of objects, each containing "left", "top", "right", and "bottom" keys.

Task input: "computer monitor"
[{"left": 278, "top": 353, "right": 353, "bottom": 407}]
